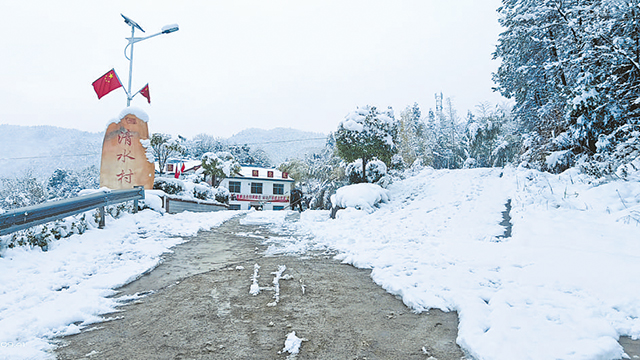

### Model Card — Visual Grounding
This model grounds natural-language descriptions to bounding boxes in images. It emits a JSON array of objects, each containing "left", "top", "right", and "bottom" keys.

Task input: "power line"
[
  {"left": 0, "top": 153, "right": 100, "bottom": 161},
  {"left": 0, "top": 137, "right": 328, "bottom": 161},
  {"left": 227, "top": 137, "right": 327, "bottom": 146}
]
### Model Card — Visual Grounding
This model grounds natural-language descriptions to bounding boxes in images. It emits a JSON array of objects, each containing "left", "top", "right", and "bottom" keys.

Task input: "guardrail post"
[
  {"left": 99, "top": 206, "right": 106, "bottom": 229},
  {"left": 133, "top": 186, "right": 143, "bottom": 213}
]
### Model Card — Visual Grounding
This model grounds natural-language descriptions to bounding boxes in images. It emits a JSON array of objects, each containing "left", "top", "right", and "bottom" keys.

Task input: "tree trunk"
[{"left": 362, "top": 156, "right": 367, "bottom": 183}]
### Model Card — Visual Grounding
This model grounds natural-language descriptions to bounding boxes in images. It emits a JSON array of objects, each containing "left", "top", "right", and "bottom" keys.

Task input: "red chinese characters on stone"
[
  {"left": 116, "top": 149, "right": 135, "bottom": 162},
  {"left": 116, "top": 169, "right": 134, "bottom": 184},
  {"left": 118, "top": 129, "right": 133, "bottom": 146}
]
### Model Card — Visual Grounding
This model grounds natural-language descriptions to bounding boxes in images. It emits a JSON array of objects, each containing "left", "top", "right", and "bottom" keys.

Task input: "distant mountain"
[
  {"left": 227, "top": 127, "right": 327, "bottom": 165},
  {"left": 0, "top": 125, "right": 326, "bottom": 181},
  {"left": 0, "top": 125, "right": 103, "bottom": 180}
]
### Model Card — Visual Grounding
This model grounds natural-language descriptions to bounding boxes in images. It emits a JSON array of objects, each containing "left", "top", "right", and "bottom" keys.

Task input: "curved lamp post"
[{"left": 121, "top": 14, "right": 179, "bottom": 106}]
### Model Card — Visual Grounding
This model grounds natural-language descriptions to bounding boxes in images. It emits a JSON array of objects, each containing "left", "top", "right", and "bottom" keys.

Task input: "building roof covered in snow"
[{"left": 232, "top": 166, "right": 294, "bottom": 182}]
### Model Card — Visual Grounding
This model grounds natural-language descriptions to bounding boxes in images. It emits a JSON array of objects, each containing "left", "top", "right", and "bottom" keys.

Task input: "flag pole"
[
  {"left": 112, "top": 70, "right": 129, "bottom": 99},
  {"left": 126, "top": 25, "right": 135, "bottom": 107}
]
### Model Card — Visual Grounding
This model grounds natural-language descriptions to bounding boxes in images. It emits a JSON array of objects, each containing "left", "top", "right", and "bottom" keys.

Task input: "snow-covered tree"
[
  {"left": 188, "top": 133, "right": 226, "bottom": 158},
  {"left": 0, "top": 171, "right": 46, "bottom": 210},
  {"left": 47, "top": 169, "right": 80, "bottom": 200},
  {"left": 397, "top": 103, "right": 430, "bottom": 166},
  {"left": 335, "top": 105, "right": 398, "bottom": 182},
  {"left": 278, "top": 158, "right": 309, "bottom": 185},
  {"left": 201, "top": 151, "right": 241, "bottom": 187},
  {"left": 429, "top": 96, "right": 466, "bottom": 169},
  {"left": 228, "top": 144, "right": 272, "bottom": 167},
  {"left": 149, "top": 133, "right": 187, "bottom": 175},
  {"left": 493, "top": 0, "right": 640, "bottom": 173}
]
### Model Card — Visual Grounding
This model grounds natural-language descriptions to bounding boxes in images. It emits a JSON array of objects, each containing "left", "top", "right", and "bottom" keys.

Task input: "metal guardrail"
[{"left": 0, "top": 187, "right": 145, "bottom": 236}]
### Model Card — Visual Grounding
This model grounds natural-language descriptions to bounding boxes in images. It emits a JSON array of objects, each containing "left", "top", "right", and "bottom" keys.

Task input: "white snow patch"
[
  {"left": 249, "top": 263, "right": 261, "bottom": 296},
  {"left": 282, "top": 331, "right": 306, "bottom": 354}
]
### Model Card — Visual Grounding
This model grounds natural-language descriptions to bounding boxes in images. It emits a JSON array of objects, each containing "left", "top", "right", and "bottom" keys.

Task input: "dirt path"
[{"left": 54, "top": 216, "right": 468, "bottom": 360}]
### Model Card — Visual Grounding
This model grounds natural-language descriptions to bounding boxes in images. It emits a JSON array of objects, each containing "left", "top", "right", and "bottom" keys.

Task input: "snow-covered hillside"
[
  {"left": 256, "top": 167, "right": 640, "bottom": 360},
  {"left": 228, "top": 127, "right": 326, "bottom": 164},
  {"left": 0, "top": 125, "right": 102, "bottom": 179}
]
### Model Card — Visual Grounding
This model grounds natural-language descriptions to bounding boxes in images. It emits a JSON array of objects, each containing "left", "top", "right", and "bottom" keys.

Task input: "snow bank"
[
  {"left": 262, "top": 167, "right": 640, "bottom": 360},
  {"left": 0, "top": 209, "right": 238, "bottom": 359},
  {"left": 330, "top": 183, "right": 389, "bottom": 213}
]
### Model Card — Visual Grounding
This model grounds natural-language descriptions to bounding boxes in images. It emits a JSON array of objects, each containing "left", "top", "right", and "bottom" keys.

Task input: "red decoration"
[
  {"left": 92, "top": 69, "right": 122, "bottom": 99},
  {"left": 140, "top": 84, "right": 151, "bottom": 104}
]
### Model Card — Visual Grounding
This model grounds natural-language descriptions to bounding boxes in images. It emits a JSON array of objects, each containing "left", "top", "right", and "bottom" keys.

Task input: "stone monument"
[{"left": 99, "top": 108, "right": 155, "bottom": 190}]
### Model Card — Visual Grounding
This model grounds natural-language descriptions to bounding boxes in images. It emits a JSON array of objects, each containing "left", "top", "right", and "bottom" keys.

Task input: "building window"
[
  {"left": 252, "top": 170, "right": 259, "bottom": 177},
  {"left": 251, "top": 182, "right": 263, "bottom": 194},
  {"left": 273, "top": 183, "right": 284, "bottom": 195},
  {"left": 167, "top": 164, "right": 174, "bottom": 172},
  {"left": 228, "top": 204, "right": 241, "bottom": 210},
  {"left": 282, "top": 172, "right": 288, "bottom": 179},
  {"left": 228, "top": 181, "right": 241, "bottom": 193},
  {"left": 273, "top": 206, "right": 284, "bottom": 211},
  {"left": 267, "top": 171, "right": 274, "bottom": 178}
]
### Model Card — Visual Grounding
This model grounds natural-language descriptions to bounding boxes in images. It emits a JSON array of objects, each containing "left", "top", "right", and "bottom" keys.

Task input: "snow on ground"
[
  {"left": 0, "top": 209, "right": 239, "bottom": 360},
  {"left": 2, "top": 166, "right": 638, "bottom": 360},
  {"left": 261, "top": 167, "right": 640, "bottom": 360}
]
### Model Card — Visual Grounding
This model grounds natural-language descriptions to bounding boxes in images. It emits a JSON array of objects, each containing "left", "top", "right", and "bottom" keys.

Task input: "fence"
[
  {"left": 0, "top": 187, "right": 145, "bottom": 236},
  {"left": 162, "top": 196, "right": 228, "bottom": 214}
]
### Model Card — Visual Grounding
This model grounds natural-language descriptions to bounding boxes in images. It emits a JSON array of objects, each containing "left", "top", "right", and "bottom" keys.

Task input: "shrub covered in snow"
[
  {"left": 153, "top": 177, "right": 185, "bottom": 195},
  {"left": 154, "top": 176, "right": 229, "bottom": 204},
  {"left": 0, "top": 172, "right": 47, "bottom": 210},
  {"left": 390, "top": 153, "right": 406, "bottom": 171},
  {"left": 330, "top": 183, "right": 390, "bottom": 213},
  {"left": 365, "top": 159, "right": 387, "bottom": 183},
  {"left": 345, "top": 158, "right": 388, "bottom": 184},
  {"left": 0, "top": 203, "right": 134, "bottom": 251}
]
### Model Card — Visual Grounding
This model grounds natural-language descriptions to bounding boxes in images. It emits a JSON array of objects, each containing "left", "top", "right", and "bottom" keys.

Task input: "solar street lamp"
[{"left": 121, "top": 14, "right": 179, "bottom": 106}]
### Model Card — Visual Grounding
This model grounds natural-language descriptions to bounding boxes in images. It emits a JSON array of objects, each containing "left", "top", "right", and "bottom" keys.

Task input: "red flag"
[
  {"left": 92, "top": 69, "right": 122, "bottom": 99},
  {"left": 174, "top": 165, "right": 180, "bottom": 179},
  {"left": 181, "top": 163, "right": 185, "bottom": 173},
  {"left": 140, "top": 84, "right": 151, "bottom": 104}
]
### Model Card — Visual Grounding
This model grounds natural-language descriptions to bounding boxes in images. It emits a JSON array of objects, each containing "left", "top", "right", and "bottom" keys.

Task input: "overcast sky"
[{"left": 0, "top": 1, "right": 506, "bottom": 139}]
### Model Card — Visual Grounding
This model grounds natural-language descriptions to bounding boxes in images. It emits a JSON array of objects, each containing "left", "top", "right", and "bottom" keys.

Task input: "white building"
[{"left": 219, "top": 166, "right": 294, "bottom": 210}]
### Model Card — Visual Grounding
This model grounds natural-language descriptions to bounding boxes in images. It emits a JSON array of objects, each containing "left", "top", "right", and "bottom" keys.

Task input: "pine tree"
[{"left": 335, "top": 105, "right": 399, "bottom": 182}]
